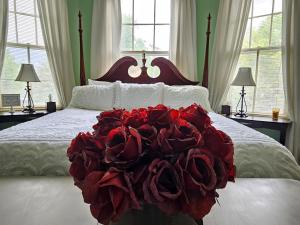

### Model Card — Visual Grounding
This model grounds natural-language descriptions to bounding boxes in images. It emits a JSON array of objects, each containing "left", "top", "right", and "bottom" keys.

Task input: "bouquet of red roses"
[{"left": 67, "top": 104, "right": 234, "bottom": 225}]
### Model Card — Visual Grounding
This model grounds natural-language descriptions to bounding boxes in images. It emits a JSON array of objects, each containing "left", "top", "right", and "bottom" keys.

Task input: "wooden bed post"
[
  {"left": 202, "top": 14, "right": 211, "bottom": 88},
  {"left": 78, "top": 11, "right": 86, "bottom": 86}
]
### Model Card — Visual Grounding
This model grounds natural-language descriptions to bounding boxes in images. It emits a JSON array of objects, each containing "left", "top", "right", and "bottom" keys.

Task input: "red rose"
[
  {"left": 213, "top": 157, "right": 229, "bottom": 188},
  {"left": 122, "top": 108, "right": 148, "bottom": 128},
  {"left": 148, "top": 104, "right": 176, "bottom": 129},
  {"left": 137, "top": 124, "right": 158, "bottom": 150},
  {"left": 157, "top": 119, "right": 203, "bottom": 154},
  {"left": 179, "top": 104, "right": 211, "bottom": 131},
  {"left": 82, "top": 169, "right": 140, "bottom": 225},
  {"left": 93, "top": 109, "right": 124, "bottom": 136},
  {"left": 179, "top": 149, "right": 217, "bottom": 193},
  {"left": 67, "top": 132, "right": 105, "bottom": 186},
  {"left": 203, "top": 126, "right": 235, "bottom": 182},
  {"left": 143, "top": 159, "right": 182, "bottom": 215},
  {"left": 174, "top": 151, "right": 217, "bottom": 219},
  {"left": 128, "top": 165, "right": 148, "bottom": 199},
  {"left": 181, "top": 190, "right": 217, "bottom": 220},
  {"left": 105, "top": 126, "right": 142, "bottom": 167}
]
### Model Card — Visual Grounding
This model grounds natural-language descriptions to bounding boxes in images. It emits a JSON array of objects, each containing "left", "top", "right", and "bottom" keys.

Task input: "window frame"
[{"left": 120, "top": 0, "right": 170, "bottom": 57}]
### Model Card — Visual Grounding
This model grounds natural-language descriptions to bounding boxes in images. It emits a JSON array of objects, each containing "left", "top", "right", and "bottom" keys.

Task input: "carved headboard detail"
[
  {"left": 95, "top": 54, "right": 199, "bottom": 86},
  {"left": 78, "top": 13, "right": 211, "bottom": 87}
]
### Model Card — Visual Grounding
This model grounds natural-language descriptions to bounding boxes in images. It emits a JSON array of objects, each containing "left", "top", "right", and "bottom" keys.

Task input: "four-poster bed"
[
  {"left": 77, "top": 11, "right": 211, "bottom": 87},
  {"left": 0, "top": 11, "right": 299, "bottom": 181}
]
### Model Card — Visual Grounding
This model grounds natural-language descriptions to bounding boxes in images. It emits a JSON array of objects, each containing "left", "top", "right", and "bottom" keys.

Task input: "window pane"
[
  {"left": 274, "top": 0, "right": 282, "bottom": 13},
  {"left": 30, "top": 49, "right": 51, "bottom": 81},
  {"left": 251, "top": 16, "right": 271, "bottom": 48},
  {"left": 228, "top": 52, "right": 257, "bottom": 113},
  {"left": 16, "top": 0, "right": 35, "bottom": 15},
  {"left": 36, "top": 19, "right": 44, "bottom": 46},
  {"left": 242, "top": 19, "right": 251, "bottom": 49},
  {"left": 271, "top": 14, "right": 282, "bottom": 46},
  {"left": 252, "top": 0, "right": 273, "bottom": 17},
  {"left": 30, "top": 49, "right": 58, "bottom": 105},
  {"left": 254, "top": 50, "right": 284, "bottom": 114},
  {"left": 1, "top": 47, "right": 29, "bottom": 106},
  {"left": 134, "top": 25, "right": 154, "bottom": 51},
  {"left": 156, "top": 0, "right": 170, "bottom": 23},
  {"left": 9, "top": 0, "right": 14, "bottom": 11},
  {"left": 134, "top": 0, "right": 154, "bottom": 24},
  {"left": 121, "top": 25, "right": 133, "bottom": 51},
  {"left": 8, "top": 13, "right": 17, "bottom": 43},
  {"left": 121, "top": 0, "right": 132, "bottom": 23},
  {"left": 1, "top": 47, "right": 27, "bottom": 80},
  {"left": 16, "top": 14, "right": 36, "bottom": 45},
  {"left": 155, "top": 25, "right": 170, "bottom": 51}
]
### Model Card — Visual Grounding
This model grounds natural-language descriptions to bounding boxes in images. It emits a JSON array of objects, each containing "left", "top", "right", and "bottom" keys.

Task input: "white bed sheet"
[
  {"left": 0, "top": 108, "right": 98, "bottom": 176},
  {"left": 0, "top": 108, "right": 299, "bottom": 179}
]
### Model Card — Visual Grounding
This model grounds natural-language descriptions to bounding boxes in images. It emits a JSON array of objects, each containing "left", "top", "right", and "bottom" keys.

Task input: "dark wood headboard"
[{"left": 78, "top": 12, "right": 211, "bottom": 87}]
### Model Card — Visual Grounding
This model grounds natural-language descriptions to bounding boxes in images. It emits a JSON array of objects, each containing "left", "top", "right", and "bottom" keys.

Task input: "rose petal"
[{"left": 183, "top": 191, "right": 216, "bottom": 220}]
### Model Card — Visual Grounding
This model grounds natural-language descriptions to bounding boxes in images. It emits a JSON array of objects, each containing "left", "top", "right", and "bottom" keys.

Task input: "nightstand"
[
  {"left": 227, "top": 114, "right": 291, "bottom": 145},
  {"left": 0, "top": 110, "right": 49, "bottom": 130}
]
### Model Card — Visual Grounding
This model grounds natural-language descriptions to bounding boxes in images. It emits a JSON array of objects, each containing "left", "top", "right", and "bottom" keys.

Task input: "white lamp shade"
[
  {"left": 15, "top": 64, "right": 40, "bottom": 82},
  {"left": 231, "top": 67, "right": 256, "bottom": 86}
]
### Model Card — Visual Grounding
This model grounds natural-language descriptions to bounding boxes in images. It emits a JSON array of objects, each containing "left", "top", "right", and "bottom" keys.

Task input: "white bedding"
[{"left": 0, "top": 108, "right": 299, "bottom": 180}]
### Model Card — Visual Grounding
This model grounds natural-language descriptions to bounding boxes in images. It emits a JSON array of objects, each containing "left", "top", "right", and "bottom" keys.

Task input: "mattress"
[{"left": 0, "top": 108, "right": 299, "bottom": 179}]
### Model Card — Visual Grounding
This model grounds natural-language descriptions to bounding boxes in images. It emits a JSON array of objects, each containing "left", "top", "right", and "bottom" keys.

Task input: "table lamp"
[
  {"left": 231, "top": 67, "right": 256, "bottom": 117},
  {"left": 15, "top": 64, "right": 40, "bottom": 113}
]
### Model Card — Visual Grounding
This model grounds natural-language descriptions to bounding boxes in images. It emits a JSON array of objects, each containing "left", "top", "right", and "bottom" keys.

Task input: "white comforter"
[{"left": 0, "top": 108, "right": 299, "bottom": 179}]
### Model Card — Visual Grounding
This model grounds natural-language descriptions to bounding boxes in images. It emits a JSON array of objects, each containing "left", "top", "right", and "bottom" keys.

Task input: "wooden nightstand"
[
  {"left": 0, "top": 110, "right": 50, "bottom": 130},
  {"left": 227, "top": 114, "right": 291, "bottom": 145}
]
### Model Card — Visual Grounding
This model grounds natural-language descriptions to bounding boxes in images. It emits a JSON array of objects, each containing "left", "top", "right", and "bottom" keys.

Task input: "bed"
[
  {"left": 0, "top": 106, "right": 299, "bottom": 179},
  {"left": 0, "top": 14, "right": 299, "bottom": 180}
]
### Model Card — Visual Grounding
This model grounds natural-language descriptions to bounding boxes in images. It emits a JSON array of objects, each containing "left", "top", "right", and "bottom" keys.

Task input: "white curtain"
[
  {"left": 169, "top": 0, "right": 197, "bottom": 81},
  {"left": 37, "top": 0, "right": 75, "bottom": 107},
  {"left": 0, "top": 0, "right": 8, "bottom": 77},
  {"left": 90, "top": 0, "right": 122, "bottom": 79},
  {"left": 208, "top": 0, "right": 252, "bottom": 111},
  {"left": 282, "top": 0, "right": 300, "bottom": 164}
]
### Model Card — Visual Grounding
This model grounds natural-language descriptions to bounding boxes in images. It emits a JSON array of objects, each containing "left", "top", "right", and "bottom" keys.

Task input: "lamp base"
[
  {"left": 22, "top": 81, "right": 35, "bottom": 114},
  {"left": 22, "top": 106, "right": 35, "bottom": 113},
  {"left": 235, "top": 85, "right": 248, "bottom": 118},
  {"left": 234, "top": 112, "right": 248, "bottom": 117}
]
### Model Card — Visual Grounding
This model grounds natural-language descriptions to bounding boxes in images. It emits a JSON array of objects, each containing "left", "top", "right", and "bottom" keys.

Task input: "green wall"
[
  {"left": 67, "top": 0, "right": 220, "bottom": 85},
  {"left": 67, "top": 0, "right": 93, "bottom": 85},
  {"left": 196, "top": 0, "right": 219, "bottom": 82}
]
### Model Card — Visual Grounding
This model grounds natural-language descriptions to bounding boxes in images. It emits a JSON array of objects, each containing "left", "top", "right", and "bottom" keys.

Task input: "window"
[
  {"left": 0, "top": 0, "right": 59, "bottom": 109},
  {"left": 120, "top": 0, "right": 170, "bottom": 77},
  {"left": 227, "top": 0, "right": 285, "bottom": 115}
]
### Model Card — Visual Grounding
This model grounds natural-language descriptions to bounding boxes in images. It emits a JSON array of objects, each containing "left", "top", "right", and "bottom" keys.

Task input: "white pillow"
[
  {"left": 162, "top": 85, "right": 213, "bottom": 111},
  {"left": 88, "top": 79, "right": 121, "bottom": 86},
  {"left": 114, "top": 82, "right": 164, "bottom": 109},
  {"left": 69, "top": 84, "right": 115, "bottom": 110}
]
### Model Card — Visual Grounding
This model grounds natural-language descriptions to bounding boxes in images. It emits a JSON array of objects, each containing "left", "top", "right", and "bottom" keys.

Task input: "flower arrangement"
[{"left": 67, "top": 104, "right": 234, "bottom": 225}]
